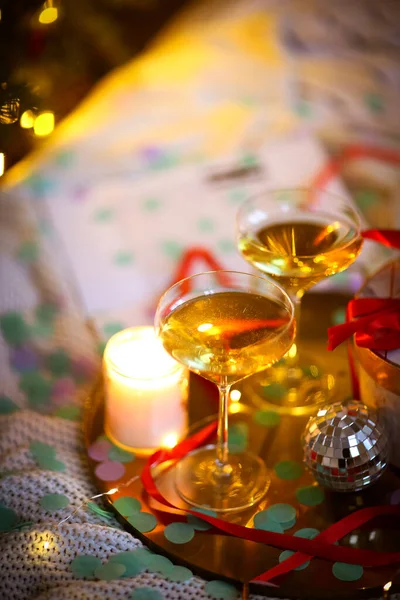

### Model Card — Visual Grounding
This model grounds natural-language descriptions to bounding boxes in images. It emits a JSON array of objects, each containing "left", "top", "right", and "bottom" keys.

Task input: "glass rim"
[
  {"left": 155, "top": 269, "right": 295, "bottom": 334},
  {"left": 236, "top": 186, "right": 363, "bottom": 258}
]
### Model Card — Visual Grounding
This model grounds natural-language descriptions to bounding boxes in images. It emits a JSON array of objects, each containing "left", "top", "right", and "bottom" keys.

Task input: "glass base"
[
  {"left": 245, "top": 354, "right": 336, "bottom": 416},
  {"left": 175, "top": 444, "right": 270, "bottom": 513}
]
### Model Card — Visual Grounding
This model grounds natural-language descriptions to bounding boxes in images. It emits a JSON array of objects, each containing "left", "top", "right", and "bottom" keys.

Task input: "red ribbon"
[{"left": 141, "top": 422, "right": 400, "bottom": 585}]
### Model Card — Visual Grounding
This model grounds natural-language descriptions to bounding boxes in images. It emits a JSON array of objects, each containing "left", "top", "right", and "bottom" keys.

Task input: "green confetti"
[
  {"left": 39, "top": 493, "right": 69, "bottom": 511},
  {"left": 30, "top": 440, "right": 56, "bottom": 459},
  {"left": 294, "top": 528, "right": 320, "bottom": 539},
  {"left": 146, "top": 554, "right": 174, "bottom": 575},
  {"left": 46, "top": 349, "right": 71, "bottom": 377},
  {"left": 36, "top": 303, "right": 58, "bottom": 323},
  {"left": 20, "top": 372, "right": 52, "bottom": 407},
  {"left": 0, "top": 506, "right": 18, "bottom": 532},
  {"left": 160, "top": 240, "right": 183, "bottom": 260},
  {"left": 54, "top": 149, "right": 75, "bottom": 167},
  {"left": 54, "top": 405, "right": 81, "bottom": 421},
  {"left": 142, "top": 197, "right": 161, "bottom": 212},
  {"left": 94, "top": 208, "right": 114, "bottom": 223},
  {"left": 167, "top": 566, "right": 193, "bottom": 582},
  {"left": 254, "top": 410, "right": 281, "bottom": 427},
  {"left": 296, "top": 485, "right": 325, "bottom": 507},
  {"left": 133, "top": 548, "right": 154, "bottom": 567},
  {"left": 267, "top": 503, "right": 296, "bottom": 524},
  {"left": 30, "top": 320, "right": 54, "bottom": 339},
  {"left": 87, "top": 502, "right": 114, "bottom": 520},
  {"left": 240, "top": 153, "right": 258, "bottom": 168},
  {"left": 331, "top": 307, "right": 347, "bottom": 326},
  {"left": 187, "top": 514, "right": 213, "bottom": 531},
  {"left": 332, "top": 562, "right": 363, "bottom": 582},
  {"left": 17, "top": 241, "right": 40, "bottom": 263},
  {"left": 0, "top": 395, "right": 19, "bottom": 415},
  {"left": 71, "top": 555, "right": 102, "bottom": 578},
  {"left": 262, "top": 382, "right": 287, "bottom": 400},
  {"left": 216, "top": 239, "right": 236, "bottom": 254},
  {"left": 279, "top": 550, "right": 309, "bottom": 570},
  {"left": 103, "top": 322, "right": 124, "bottom": 338},
  {"left": 114, "top": 251, "right": 134, "bottom": 266},
  {"left": 108, "top": 446, "right": 135, "bottom": 463},
  {"left": 355, "top": 189, "right": 378, "bottom": 210},
  {"left": 281, "top": 517, "right": 297, "bottom": 531},
  {"left": 274, "top": 460, "right": 303, "bottom": 481},
  {"left": 97, "top": 341, "right": 107, "bottom": 356},
  {"left": 25, "top": 173, "right": 54, "bottom": 196},
  {"left": 109, "top": 551, "right": 145, "bottom": 577},
  {"left": 131, "top": 588, "right": 163, "bottom": 600},
  {"left": 164, "top": 522, "right": 195, "bottom": 544},
  {"left": 228, "top": 423, "right": 248, "bottom": 453},
  {"left": 94, "top": 561, "right": 126, "bottom": 581},
  {"left": 127, "top": 512, "right": 157, "bottom": 533},
  {"left": 228, "top": 189, "right": 247, "bottom": 204},
  {"left": 253, "top": 512, "right": 284, "bottom": 533},
  {"left": 365, "top": 92, "right": 384, "bottom": 114},
  {"left": 205, "top": 580, "right": 238, "bottom": 599},
  {"left": 113, "top": 497, "right": 141, "bottom": 516},
  {"left": 296, "top": 100, "right": 312, "bottom": 119},
  {"left": 37, "top": 456, "right": 66, "bottom": 472},
  {"left": 0, "top": 312, "right": 30, "bottom": 345},
  {"left": 197, "top": 217, "right": 215, "bottom": 233}
]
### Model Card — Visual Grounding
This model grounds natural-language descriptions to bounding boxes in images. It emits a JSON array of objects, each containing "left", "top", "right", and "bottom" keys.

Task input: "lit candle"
[{"left": 104, "top": 326, "right": 188, "bottom": 453}]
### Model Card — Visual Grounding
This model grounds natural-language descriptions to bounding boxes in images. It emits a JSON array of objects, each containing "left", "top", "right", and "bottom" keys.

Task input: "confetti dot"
[
  {"left": 296, "top": 485, "right": 325, "bottom": 507},
  {"left": 254, "top": 512, "right": 284, "bottom": 533},
  {"left": 267, "top": 503, "right": 296, "bottom": 524},
  {"left": 97, "top": 341, "right": 107, "bottom": 356},
  {"left": 274, "top": 460, "right": 303, "bottom": 481},
  {"left": 114, "top": 251, "right": 134, "bottom": 266},
  {"left": 40, "top": 493, "right": 69, "bottom": 511},
  {"left": 365, "top": 93, "right": 384, "bottom": 114},
  {"left": 160, "top": 240, "right": 183, "bottom": 260},
  {"left": 279, "top": 550, "right": 310, "bottom": 570},
  {"left": 109, "top": 551, "right": 145, "bottom": 577},
  {"left": 133, "top": 548, "right": 153, "bottom": 567},
  {"left": 217, "top": 239, "right": 236, "bottom": 254},
  {"left": 108, "top": 446, "right": 135, "bottom": 463},
  {"left": 127, "top": 512, "right": 157, "bottom": 533},
  {"left": 54, "top": 149, "right": 75, "bottom": 167},
  {"left": 103, "top": 322, "right": 124, "bottom": 338},
  {"left": 0, "top": 395, "right": 19, "bottom": 415},
  {"left": 95, "top": 460, "right": 125, "bottom": 482},
  {"left": 36, "top": 303, "right": 58, "bottom": 323},
  {"left": 0, "top": 506, "right": 18, "bottom": 532},
  {"left": 142, "top": 197, "right": 161, "bottom": 212},
  {"left": 332, "top": 562, "right": 363, "bottom": 582},
  {"left": 355, "top": 189, "right": 378, "bottom": 210},
  {"left": 0, "top": 312, "right": 30, "bottom": 345},
  {"left": 228, "top": 189, "right": 247, "bottom": 204},
  {"left": 11, "top": 346, "right": 38, "bottom": 373},
  {"left": 30, "top": 440, "right": 56, "bottom": 459},
  {"left": 187, "top": 514, "right": 212, "bottom": 531},
  {"left": 17, "top": 241, "right": 39, "bottom": 263},
  {"left": 197, "top": 217, "right": 215, "bottom": 233},
  {"left": 164, "top": 522, "right": 195, "bottom": 544},
  {"left": 46, "top": 349, "right": 71, "bottom": 377},
  {"left": 167, "top": 566, "right": 193, "bottom": 582},
  {"left": 94, "top": 207, "right": 114, "bottom": 223},
  {"left": 88, "top": 439, "right": 112, "bottom": 462},
  {"left": 205, "top": 580, "right": 238, "bottom": 599},
  {"left": 38, "top": 456, "right": 66, "bottom": 472},
  {"left": 71, "top": 555, "right": 102, "bottom": 578},
  {"left": 254, "top": 410, "right": 281, "bottom": 427},
  {"left": 30, "top": 319, "right": 54, "bottom": 339},
  {"left": 296, "top": 100, "right": 312, "bottom": 118},
  {"left": 240, "top": 153, "right": 258, "bottom": 168},
  {"left": 228, "top": 423, "right": 248, "bottom": 453},
  {"left": 131, "top": 588, "right": 163, "bottom": 600},
  {"left": 262, "top": 382, "right": 287, "bottom": 400},
  {"left": 87, "top": 502, "right": 114, "bottom": 520},
  {"left": 113, "top": 497, "right": 142, "bottom": 516},
  {"left": 331, "top": 307, "right": 347, "bottom": 326},
  {"left": 294, "top": 528, "right": 320, "bottom": 539},
  {"left": 25, "top": 173, "right": 55, "bottom": 196},
  {"left": 20, "top": 372, "right": 52, "bottom": 407},
  {"left": 147, "top": 554, "right": 174, "bottom": 575},
  {"left": 94, "top": 561, "right": 126, "bottom": 581}
]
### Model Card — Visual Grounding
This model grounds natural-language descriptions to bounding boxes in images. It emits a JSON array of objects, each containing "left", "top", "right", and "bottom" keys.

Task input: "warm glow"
[
  {"left": 43, "top": 541, "right": 50, "bottom": 550},
  {"left": 230, "top": 389, "right": 241, "bottom": 402},
  {"left": 287, "top": 343, "right": 297, "bottom": 359},
  {"left": 162, "top": 433, "right": 179, "bottom": 448},
  {"left": 0, "top": 153, "right": 4, "bottom": 177},
  {"left": 383, "top": 581, "right": 392, "bottom": 592},
  {"left": 39, "top": 7, "right": 58, "bottom": 24},
  {"left": 197, "top": 323, "right": 213, "bottom": 332},
  {"left": 107, "top": 488, "right": 118, "bottom": 495},
  {"left": 20, "top": 110, "right": 35, "bottom": 129},
  {"left": 34, "top": 111, "right": 55, "bottom": 137}
]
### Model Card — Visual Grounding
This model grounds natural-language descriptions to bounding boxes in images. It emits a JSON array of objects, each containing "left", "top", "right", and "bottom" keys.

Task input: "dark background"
[{"left": 0, "top": 0, "right": 189, "bottom": 170}]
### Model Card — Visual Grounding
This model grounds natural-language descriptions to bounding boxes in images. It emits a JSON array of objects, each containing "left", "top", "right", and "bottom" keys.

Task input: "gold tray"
[{"left": 83, "top": 293, "right": 400, "bottom": 599}]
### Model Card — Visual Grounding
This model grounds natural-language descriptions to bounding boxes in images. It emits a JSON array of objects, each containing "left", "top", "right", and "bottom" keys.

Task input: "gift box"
[{"left": 354, "top": 259, "right": 400, "bottom": 467}]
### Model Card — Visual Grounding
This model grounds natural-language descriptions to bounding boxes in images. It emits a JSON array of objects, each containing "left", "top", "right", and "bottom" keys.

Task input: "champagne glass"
[
  {"left": 237, "top": 187, "right": 363, "bottom": 413},
  {"left": 155, "top": 270, "right": 295, "bottom": 512}
]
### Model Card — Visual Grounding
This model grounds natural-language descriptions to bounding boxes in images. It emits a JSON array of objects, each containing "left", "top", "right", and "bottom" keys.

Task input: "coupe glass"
[
  {"left": 155, "top": 270, "right": 295, "bottom": 512},
  {"left": 237, "top": 188, "right": 363, "bottom": 413}
]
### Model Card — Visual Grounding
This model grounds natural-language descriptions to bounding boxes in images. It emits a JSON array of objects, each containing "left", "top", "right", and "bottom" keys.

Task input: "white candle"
[{"left": 104, "top": 326, "right": 188, "bottom": 453}]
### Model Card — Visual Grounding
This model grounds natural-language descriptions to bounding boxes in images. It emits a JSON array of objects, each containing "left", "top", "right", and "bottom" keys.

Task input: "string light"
[
  {"left": 57, "top": 475, "right": 139, "bottom": 526},
  {"left": 20, "top": 110, "right": 36, "bottom": 129},
  {"left": 230, "top": 389, "right": 241, "bottom": 403},
  {"left": 39, "top": 1, "right": 58, "bottom": 24},
  {"left": 0, "top": 153, "right": 4, "bottom": 177},
  {"left": 34, "top": 111, "right": 55, "bottom": 137}
]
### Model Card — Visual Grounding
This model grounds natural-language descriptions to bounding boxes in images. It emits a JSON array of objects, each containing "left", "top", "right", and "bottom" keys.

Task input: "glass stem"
[
  {"left": 215, "top": 377, "right": 232, "bottom": 478},
  {"left": 287, "top": 291, "right": 304, "bottom": 365}
]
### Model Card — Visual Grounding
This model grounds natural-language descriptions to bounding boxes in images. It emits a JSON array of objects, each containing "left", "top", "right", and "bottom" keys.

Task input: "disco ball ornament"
[{"left": 302, "top": 400, "right": 389, "bottom": 492}]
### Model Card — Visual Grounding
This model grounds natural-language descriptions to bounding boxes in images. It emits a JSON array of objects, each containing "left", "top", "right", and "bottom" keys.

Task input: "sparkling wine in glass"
[
  {"left": 237, "top": 188, "right": 363, "bottom": 412},
  {"left": 155, "top": 270, "right": 295, "bottom": 512}
]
